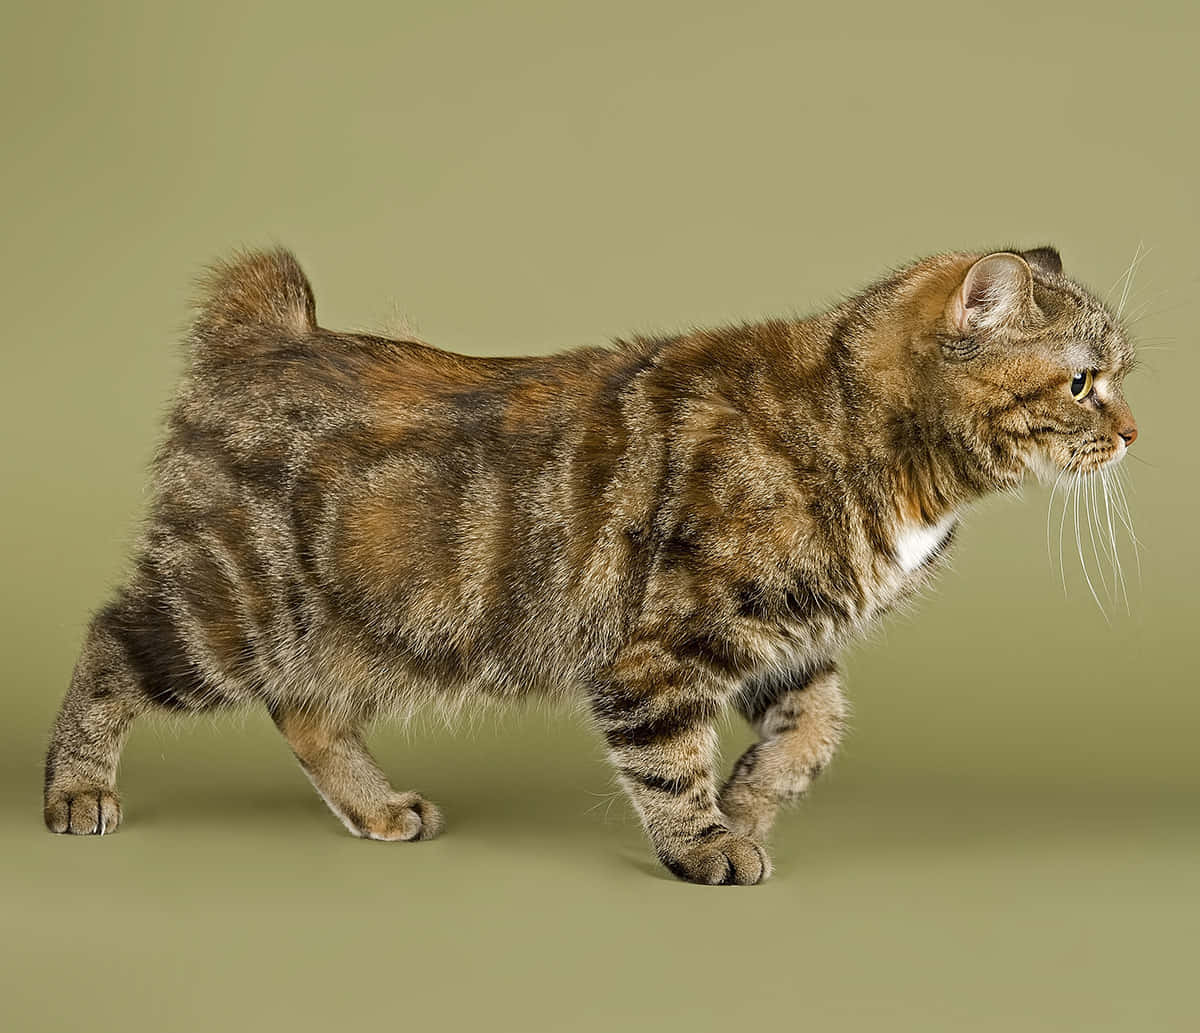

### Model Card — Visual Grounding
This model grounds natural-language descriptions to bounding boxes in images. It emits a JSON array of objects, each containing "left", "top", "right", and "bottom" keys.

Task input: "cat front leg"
[
  {"left": 592, "top": 639, "right": 770, "bottom": 885},
  {"left": 720, "top": 664, "right": 847, "bottom": 841}
]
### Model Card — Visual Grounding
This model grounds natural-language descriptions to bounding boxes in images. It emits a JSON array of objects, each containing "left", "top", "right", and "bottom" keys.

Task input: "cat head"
[{"left": 933, "top": 247, "right": 1137, "bottom": 484}]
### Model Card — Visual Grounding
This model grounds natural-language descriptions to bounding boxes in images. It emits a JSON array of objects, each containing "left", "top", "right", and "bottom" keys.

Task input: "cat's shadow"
[
  {"left": 130, "top": 783, "right": 687, "bottom": 884},
  {"left": 118, "top": 763, "right": 1187, "bottom": 885},
  {"left": 133, "top": 784, "right": 327, "bottom": 827},
  {"left": 130, "top": 760, "right": 614, "bottom": 844}
]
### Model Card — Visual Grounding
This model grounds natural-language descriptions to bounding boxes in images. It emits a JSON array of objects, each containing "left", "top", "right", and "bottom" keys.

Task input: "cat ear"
[
  {"left": 947, "top": 252, "right": 1034, "bottom": 333},
  {"left": 1020, "top": 246, "right": 1063, "bottom": 277}
]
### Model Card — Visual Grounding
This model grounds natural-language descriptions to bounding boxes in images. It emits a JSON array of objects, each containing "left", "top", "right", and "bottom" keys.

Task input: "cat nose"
[{"left": 1118, "top": 424, "right": 1138, "bottom": 446}]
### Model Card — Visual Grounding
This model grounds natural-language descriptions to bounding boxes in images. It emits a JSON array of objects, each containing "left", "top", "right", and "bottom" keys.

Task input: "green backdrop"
[{"left": 2, "top": 3, "right": 1196, "bottom": 1031}]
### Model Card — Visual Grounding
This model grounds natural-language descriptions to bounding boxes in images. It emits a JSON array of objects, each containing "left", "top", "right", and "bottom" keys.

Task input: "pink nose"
[{"left": 1118, "top": 424, "right": 1138, "bottom": 447}]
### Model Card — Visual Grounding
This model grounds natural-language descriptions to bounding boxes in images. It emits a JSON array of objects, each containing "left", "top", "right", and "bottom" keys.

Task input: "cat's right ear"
[{"left": 946, "top": 253, "right": 1034, "bottom": 334}]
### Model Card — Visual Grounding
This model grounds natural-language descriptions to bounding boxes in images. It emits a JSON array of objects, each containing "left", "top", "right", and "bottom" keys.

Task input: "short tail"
[{"left": 191, "top": 247, "right": 316, "bottom": 341}]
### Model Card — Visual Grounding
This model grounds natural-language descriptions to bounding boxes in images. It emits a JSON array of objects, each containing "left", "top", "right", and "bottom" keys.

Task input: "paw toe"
[
  {"left": 410, "top": 798, "right": 444, "bottom": 841},
  {"left": 663, "top": 832, "right": 771, "bottom": 886},
  {"left": 361, "top": 794, "right": 443, "bottom": 842},
  {"left": 45, "top": 788, "right": 122, "bottom": 835}
]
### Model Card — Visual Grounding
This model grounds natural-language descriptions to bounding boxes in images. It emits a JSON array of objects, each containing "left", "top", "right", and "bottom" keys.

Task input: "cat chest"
[
  {"left": 892, "top": 513, "right": 958, "bottom": 574},
  {"left": 747, "top": 513, "right": 960, "bottom": 665}
]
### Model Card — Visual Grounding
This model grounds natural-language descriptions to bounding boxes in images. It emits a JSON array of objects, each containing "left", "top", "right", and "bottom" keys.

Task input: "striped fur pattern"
[{"left": 44, "top": 245, "right": 1138, "bottom": 883}]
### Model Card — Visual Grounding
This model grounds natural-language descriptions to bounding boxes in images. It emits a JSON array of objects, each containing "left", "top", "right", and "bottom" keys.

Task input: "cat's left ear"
[
  {"left": 947, "top": 252, "right": 1035, "bottom": 333},
  {"left": 1020, "top": 246, "right": 1063, "bottom": 277}
]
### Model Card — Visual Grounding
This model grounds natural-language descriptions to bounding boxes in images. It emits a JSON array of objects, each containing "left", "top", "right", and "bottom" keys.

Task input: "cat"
[{"left": 44, "top": 245, "right": 1137, "bottom": 884}]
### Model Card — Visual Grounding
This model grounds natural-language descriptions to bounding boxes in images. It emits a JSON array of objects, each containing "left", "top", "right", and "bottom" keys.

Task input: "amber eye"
[{"left": 1070, "top": 369, "right": 1094, "bottom": 401}]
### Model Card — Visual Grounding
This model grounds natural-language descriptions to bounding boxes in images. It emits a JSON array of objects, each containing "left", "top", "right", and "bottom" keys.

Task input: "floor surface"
[{"left": 4, "top": 709, "right": 1195, "bottom": 1033}]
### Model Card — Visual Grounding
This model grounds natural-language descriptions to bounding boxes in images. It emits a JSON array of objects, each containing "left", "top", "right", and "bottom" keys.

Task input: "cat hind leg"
[
  {"left": 44, "top": 608, "right": 151, "bottom": 835},
  {"left": 271, "top": 705, "right": 443, "bottom": 842}
]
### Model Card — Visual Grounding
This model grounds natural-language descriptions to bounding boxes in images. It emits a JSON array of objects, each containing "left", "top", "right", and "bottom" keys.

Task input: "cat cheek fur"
[{"left": 43, "top": 245, "right": 1134, "bottom": 884}]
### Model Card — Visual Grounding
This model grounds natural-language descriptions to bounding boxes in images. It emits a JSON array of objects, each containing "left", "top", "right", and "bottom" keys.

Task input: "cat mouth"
[
  {"left": 1073, "top": 440, "right": 1127, "bottom": 473},
  {"left": 1027, "top": 440, "right": 1121, "bottom": 482}
]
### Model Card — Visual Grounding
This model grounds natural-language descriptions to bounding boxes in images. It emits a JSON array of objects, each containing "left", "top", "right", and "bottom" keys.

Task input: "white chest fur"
[{"left": 893, "top": 513, "right": 957, "bottom": 574}]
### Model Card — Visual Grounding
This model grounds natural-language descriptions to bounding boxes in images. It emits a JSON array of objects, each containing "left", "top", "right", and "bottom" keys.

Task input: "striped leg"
[
  {"left": 45, "top": 584, "right": 245, "bottom": 835},
  {"left": 272, "top": 706, "right": 443, "bottom": 842},
  {"left": 44, "top": 614, "right": 148, "bottom": 835},
  {"left": 593, "top": 640, "right": 770, "bottom": 886},
  {"left": 719, "top": 664, "right": 847, "bottom": 841}
]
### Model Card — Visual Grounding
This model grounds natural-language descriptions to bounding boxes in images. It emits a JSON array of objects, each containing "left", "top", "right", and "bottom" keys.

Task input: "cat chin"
[{"left": 1025, "top": 451, "right": 1067, "bottom": 485}]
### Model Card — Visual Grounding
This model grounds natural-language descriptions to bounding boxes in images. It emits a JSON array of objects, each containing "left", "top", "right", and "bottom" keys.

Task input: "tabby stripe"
[
  {"left": 602, "top": 697, "right": 719, "bottom": 749},
  {"left": 102, "top": 570, "right": 230, "bottom": 712},
  {"left": 738, "top": 662, "right": 834, "bottom": 723},
  {"left": 673, "top": 631, "right": 744, "bottom": 676},
  {"left": 694, "top": 822, "right": 728, "bottom": 841},
  {"left": 624, "top": 769, "right": 698, "bottom": 795}
]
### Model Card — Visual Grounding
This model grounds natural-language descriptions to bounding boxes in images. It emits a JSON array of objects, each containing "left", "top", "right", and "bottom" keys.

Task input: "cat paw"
[
  {"left": 44, "top": 786, "right": 122, "bottom": 835},
  {"left": 718, "top": 784, "right": 774, "bottom": 842},
  {"left": 357, "top": 793, "right": 443, "bottom": 842},
  {"left": 660, "top": 830, "right": 772, "bottom": 885}
]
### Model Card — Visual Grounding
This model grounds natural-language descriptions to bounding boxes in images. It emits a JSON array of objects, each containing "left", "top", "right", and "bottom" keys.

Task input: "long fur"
[{"left": 43, "top": 245, "right": 1138, "bottom": 883}]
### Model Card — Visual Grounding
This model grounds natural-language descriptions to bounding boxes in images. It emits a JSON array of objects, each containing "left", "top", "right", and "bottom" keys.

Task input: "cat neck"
[{"left": 810, "top": 286, "right": 1024, "bottom": 519}]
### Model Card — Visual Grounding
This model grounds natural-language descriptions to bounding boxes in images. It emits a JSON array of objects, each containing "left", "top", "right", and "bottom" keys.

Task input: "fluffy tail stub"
[{"left": 191, "top": 247, "right": 316, "bottom": 340}]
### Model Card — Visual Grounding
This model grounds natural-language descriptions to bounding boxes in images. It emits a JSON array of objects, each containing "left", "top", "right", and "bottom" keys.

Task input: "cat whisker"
[
  {"left": 1099, "top": 472, "right": 1123, "bottom": 604},
  {"left": 1115, "top": 241, "right": 1147, "bottom": 318},
  {"left": 1057, "top": 471, "right": 1076, "bottom": 596},
  {"left": 1045, "top": 457, "right": 1075, "bottom": 570},
  {"left": 1073, "top": 468, "right": 1108, "bottom": 619},
  {"left": 1106, "top": 240, "right": 1145, "bottom": 306},
  {"left": 1083, "top": 472, "right": 1111, "bottom": 600},
  {"left": 1051, "top": 444, "right": 1087, "bottom": 596},
  {"left": 1093, "top": 475, "right": 1119, "bottom": 609},
  {"left": 1107, "top": 466, "right": 1143, "bottom": 583},
  {"left": 1099, "top": 468, "right": 1130, "bottom": 613},
  {"left": 1124, "top": 295, "right": 1198, "bottom": 327},
  {"left": 1114, "top": 473, "right": 1139, "bottom": 587},
  {"left": 1122, "top": 287, "right": 1173, "bottom": 327},
  {"left": 1094, "top": 473, "right": 1125, "bottom": 609}
]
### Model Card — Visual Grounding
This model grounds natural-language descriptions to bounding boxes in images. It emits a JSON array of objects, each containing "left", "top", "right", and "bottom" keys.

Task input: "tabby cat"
[{"left": 44, "top": 245, "right": 1137, "bottom": 884}]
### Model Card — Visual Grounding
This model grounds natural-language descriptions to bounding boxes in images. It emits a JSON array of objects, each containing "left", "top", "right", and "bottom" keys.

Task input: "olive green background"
[{"left": 2, "top": 3, "right": 1196, "bottom": 1031}]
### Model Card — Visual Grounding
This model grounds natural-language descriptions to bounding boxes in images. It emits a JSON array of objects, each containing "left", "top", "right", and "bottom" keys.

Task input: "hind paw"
[
  {"left": 45, "top": 787, "right": 122, "bottom": 835},
  {"left": 355, "top": 793, "right": 443, "bottom": 842}
]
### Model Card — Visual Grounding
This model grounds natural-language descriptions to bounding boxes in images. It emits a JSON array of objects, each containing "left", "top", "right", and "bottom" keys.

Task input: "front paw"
[{"left": 660, "top": 829, "right": 772, "bottom": 885}]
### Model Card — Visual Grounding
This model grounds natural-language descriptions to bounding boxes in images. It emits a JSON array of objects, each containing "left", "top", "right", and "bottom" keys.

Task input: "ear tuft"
[
  {"left": 948, "top": 252, "right": 1034, "bottom": 333},
  {"left": 1020, "top": 246, "right": 1063, "bottom": 277}
]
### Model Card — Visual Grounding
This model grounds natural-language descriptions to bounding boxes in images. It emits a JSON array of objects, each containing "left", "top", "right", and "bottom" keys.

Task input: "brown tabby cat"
[{"left": 44, "top": 245, "right": 1137, "bottom": 884}]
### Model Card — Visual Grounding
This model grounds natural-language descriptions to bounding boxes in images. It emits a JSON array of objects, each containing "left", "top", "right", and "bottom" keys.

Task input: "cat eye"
[{"left": 1070, "top": 369, "right": 1094, "bottom": 401}]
